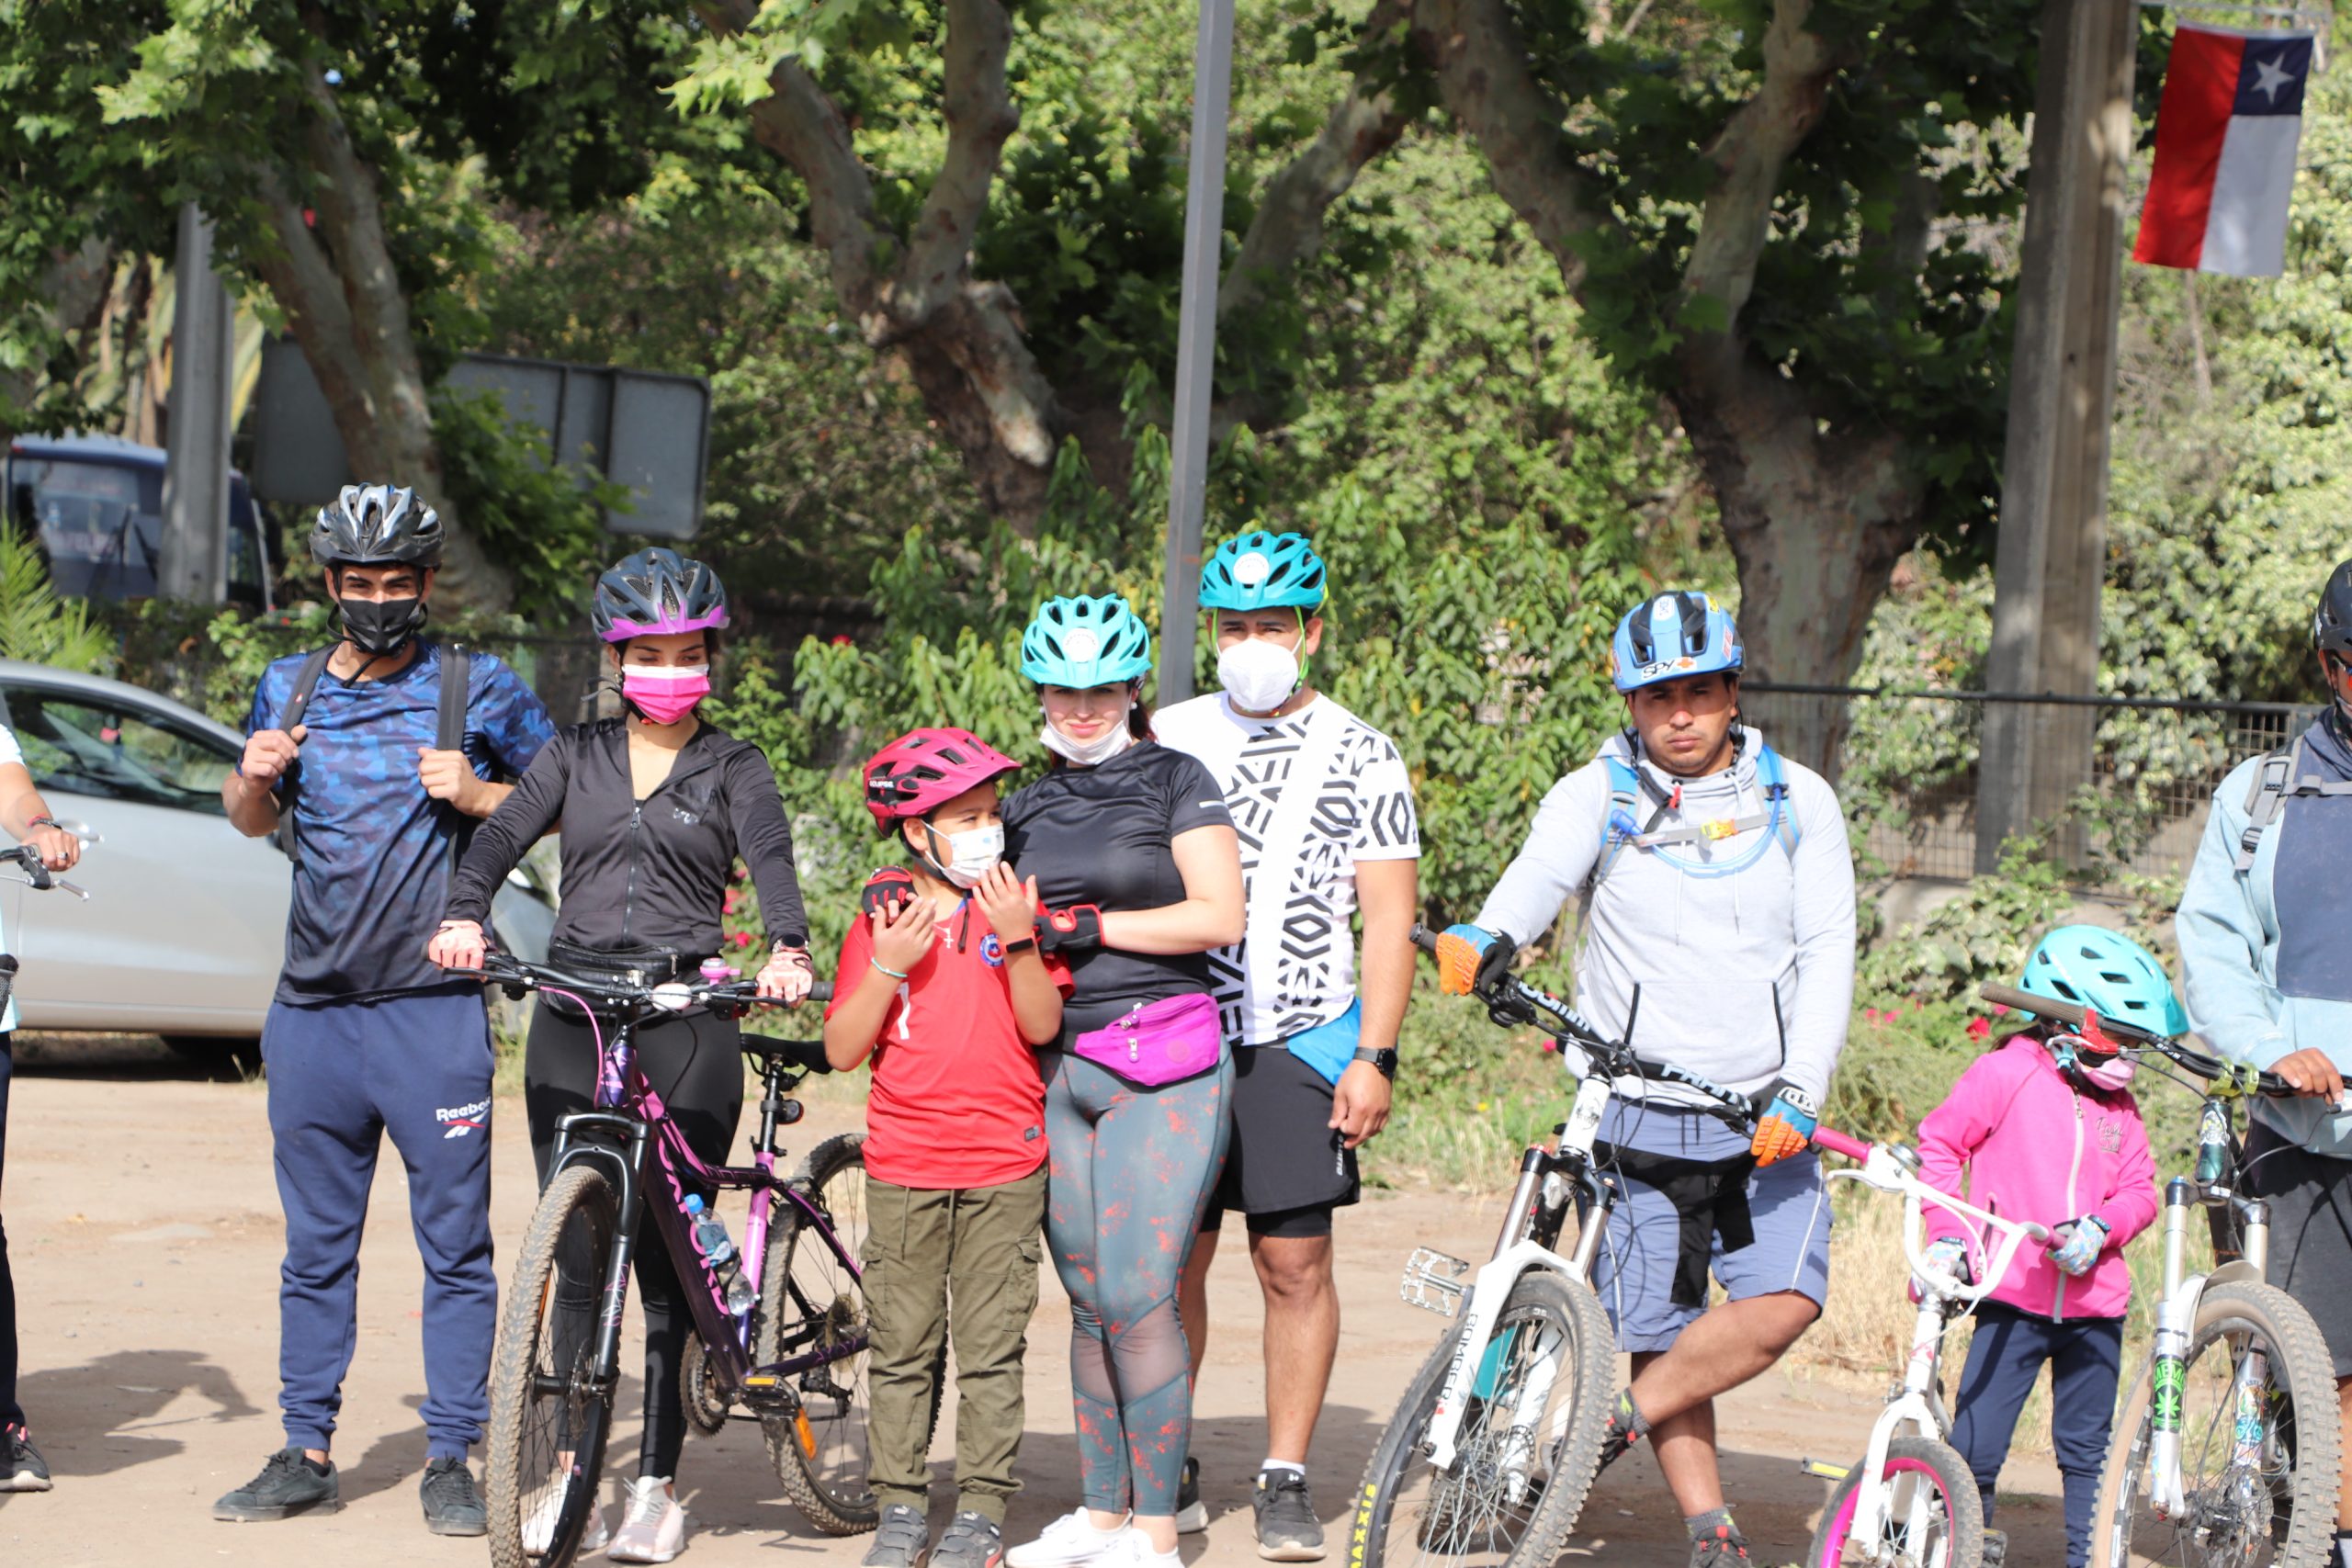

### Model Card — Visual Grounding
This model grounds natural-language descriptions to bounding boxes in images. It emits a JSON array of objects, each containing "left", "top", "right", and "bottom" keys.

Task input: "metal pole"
[
  {"left": 1157, "top": 0, "right": 1237, "bottom": 703},
  {"left": 160, "top": 202, "right": 233, "bottom": 604}
]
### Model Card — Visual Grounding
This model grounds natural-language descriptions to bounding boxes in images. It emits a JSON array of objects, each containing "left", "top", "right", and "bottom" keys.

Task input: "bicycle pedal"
[
  {"left": 1800, "top": 1458, "right": 1850, "bottom": 1482},
  {"left": 1401, "top": 1247, "right": 1470, "bottom": 1316}
]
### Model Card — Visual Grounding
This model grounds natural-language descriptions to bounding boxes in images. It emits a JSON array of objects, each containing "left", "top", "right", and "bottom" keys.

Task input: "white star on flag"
[{"left": 2253, "top": 54, "right": 2296, "bottom": 102}]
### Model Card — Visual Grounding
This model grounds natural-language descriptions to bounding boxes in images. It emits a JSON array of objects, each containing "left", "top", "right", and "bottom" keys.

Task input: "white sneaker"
[
  {"left": 1097, "top": 1531, "right": 1181, "bottom": 1568},
  {"left": 606, "top": 1476, "right": 688, "bottom": 1564},
  {"left": 522, "top": 1487, "right": 609, "bottom": 1555},
  {"left": 1004, "top": 1510, "right": 1135, "bottom": 1568}
]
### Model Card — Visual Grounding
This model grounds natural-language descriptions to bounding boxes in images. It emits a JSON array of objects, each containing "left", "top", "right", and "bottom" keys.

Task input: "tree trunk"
[{"left": 0, "top": 232, "right": 116, "bottom": 447}]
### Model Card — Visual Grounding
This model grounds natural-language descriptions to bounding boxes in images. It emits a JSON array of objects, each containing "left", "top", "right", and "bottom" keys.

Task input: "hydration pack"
[
  {"left": 1594, "top": 737, "right": 1801, "bottom": 886},
  {"left": 2233, "top": 730, "right": 2352, "bottom": 872}
]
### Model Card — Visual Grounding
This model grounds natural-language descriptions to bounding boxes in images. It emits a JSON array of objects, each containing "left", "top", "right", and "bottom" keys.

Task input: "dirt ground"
[{"left": 0, "top": 1037, "right": 2072, "bottom": 1567}]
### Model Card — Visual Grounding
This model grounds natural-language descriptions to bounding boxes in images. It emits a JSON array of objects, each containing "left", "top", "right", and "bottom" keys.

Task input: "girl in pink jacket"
[{"left": 1915, "top": 926, "right": 2165, "bottom": 1568}]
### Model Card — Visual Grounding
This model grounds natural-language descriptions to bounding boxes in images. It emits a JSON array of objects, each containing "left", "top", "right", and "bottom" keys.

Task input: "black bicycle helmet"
[
  {"left": 2315, "top": 560, "right": 2352, "bottom": 660},
  {"left": 311, "top": 483, "right": 447, "bottom": 570},
  {"left": 591, "top": 547, "right": 730, "bottom": 644}
]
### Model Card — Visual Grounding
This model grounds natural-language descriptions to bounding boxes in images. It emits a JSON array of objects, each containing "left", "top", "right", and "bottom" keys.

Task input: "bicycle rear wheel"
[
  {"left": 486, "top": 1163, "right": 621, "bottom": 1568},
  {"left": 1807, "top": 1437, "right": 1982, "bottom": 1568},
  {"left": 1350, "top": 1269, "right": 1615, "bottom": 1568},
  {"left": 756, "top": 1132, "right": 877, "bottom": 1535},
  {"left": 2090, "top": 1280, "right": 2341, "bottom": 1568}
]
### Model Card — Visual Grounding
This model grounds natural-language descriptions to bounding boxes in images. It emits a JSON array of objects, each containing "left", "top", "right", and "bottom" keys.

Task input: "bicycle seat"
[{"left": 741, "top": 1034, "right": 832, "bottom": 1074}]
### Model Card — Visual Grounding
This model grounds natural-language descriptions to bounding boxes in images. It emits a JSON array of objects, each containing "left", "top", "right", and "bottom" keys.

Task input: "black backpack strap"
[
  {"left": 438, "top": 642, "right": 474, "bottom": 874},
  {"left": 272, "top": 646, "right": 338, "bottom": 870}
]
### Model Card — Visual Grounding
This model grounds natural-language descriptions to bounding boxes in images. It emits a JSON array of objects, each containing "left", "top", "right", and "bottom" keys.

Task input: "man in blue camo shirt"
[{"left": 213, "top": 486, "right": 555, "bottom": 1536}]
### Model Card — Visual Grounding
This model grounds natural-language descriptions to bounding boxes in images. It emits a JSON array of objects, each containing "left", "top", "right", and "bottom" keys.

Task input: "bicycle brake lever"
[{"left": 47, "top": 876, "right": 88, "bottom": 900}]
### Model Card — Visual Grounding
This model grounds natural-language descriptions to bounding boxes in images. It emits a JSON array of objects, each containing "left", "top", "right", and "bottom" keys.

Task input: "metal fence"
[{"left": 1737, "top": 683, "right": 2324, "bottom": 883}]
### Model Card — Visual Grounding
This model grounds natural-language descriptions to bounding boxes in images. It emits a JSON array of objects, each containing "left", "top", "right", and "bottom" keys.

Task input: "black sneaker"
[
  {"left": 213, "top": 1448, "right": 340, "bottom": 1521},
  {"left": 1689, "top": 1524, "right": 1752, "bottom": 1567},
  {"left": 1, "top": 1424, "right": 51, "bottom": 1493},
  {"left": 420, "top": 1455, "right": 488, "bottom": 1537},
  {"left": 865, "top": 1503, "right": 932, "bottom": 1568},
  {"left": 1175, "top": 1455, "right": 1207, "bottom": 1534},
  {"left": 1253, "top": 1469, "right": 1325, "bottom": 1562},
  {"left": 933, "top": 1510, "right": 1005, "bottom": 1568}
]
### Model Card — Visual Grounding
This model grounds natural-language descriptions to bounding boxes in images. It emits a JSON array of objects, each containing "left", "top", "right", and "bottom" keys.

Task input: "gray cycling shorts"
[
  {"left": 1586, "top": 1100, "right": 1833, "bottom": 1353},
  {"left": 2243, "top": 1120, "right": 2352, "bottom": 1378}
]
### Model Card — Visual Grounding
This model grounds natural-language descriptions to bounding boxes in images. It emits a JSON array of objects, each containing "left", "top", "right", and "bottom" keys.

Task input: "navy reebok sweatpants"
[
  {"left": 264, "top": 987, "right": 496, "bottom": 1460},
  {"left": 1, "top": 1031, "right": 19, "bottom": 1431},
  {"left": 1947, "top": 1301, "right": 2123, "bottom": 1568}
]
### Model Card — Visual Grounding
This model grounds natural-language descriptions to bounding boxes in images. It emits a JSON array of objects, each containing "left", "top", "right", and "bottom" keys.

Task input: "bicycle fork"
[{"left": 2144, "top": 1177, "right": 2277, "bottom": 1518}]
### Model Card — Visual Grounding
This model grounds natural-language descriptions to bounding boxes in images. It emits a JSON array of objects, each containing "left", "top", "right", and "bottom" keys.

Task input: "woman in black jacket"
[{"left": 430, "top": 547, "right": 810, "bottom": 1562}]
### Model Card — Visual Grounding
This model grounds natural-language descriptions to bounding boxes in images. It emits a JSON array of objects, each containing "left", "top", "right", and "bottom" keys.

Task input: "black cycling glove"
[{"left": 1035, "top": 903, "right": 1104, "bottom": 953}]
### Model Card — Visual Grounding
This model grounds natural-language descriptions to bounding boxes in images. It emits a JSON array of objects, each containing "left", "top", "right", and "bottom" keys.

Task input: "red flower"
[
  {"left": 723, "top": 891, "right": 740, "bottom": 915},
  {"left": 1966, "top": 1016, "right": 1992, "bottom": 1041},
  {"left": 733, "top": 931, "right": 754, "bottom": 949},
  {"left": 832, "top": 634, "right": 853, "bottom": 646}
]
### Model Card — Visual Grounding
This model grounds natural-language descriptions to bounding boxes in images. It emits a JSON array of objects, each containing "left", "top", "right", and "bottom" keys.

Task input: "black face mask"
[{"left": 337, "top": 594, "right": 427, "bottom": 656}]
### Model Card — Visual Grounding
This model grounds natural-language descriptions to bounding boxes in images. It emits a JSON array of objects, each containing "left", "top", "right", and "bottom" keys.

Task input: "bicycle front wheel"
[
  {"left": 2090, "top": 1280, "right": 2342, "bottom": 1568},
  {"left": 1808, "top": 1437, "right": 1982, "bottom": 1568},
  {"left": 757, "top": 1132, "right": 876, "bottom": 1535},
  {"left": 1350, "top": 1269, "right": 1615, "bottom": 1568},
  {"left": 486, "top": 1163, "right": 621, "bottom": 1568}
]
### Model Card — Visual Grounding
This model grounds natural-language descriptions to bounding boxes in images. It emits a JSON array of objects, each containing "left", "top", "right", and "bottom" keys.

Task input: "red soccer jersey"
[{"left": 827, "top": 890, "right": 1071, "bottom": 1190}]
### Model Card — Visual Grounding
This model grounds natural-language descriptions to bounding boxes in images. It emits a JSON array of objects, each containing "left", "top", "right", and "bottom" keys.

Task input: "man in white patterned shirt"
[{"left": 1160, "top": 529, "right": 1419, "bottom": 1562}]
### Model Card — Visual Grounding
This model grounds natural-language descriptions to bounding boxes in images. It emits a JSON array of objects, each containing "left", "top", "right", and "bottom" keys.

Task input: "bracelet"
[
  {"left": 27, "top": 817, "right": 58, "bottom": 832},
  {"left": 870, "top": 956, "right": 910, "bottom": 981}
]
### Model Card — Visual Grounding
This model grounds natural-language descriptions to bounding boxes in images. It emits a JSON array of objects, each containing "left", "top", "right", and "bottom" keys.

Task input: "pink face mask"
[
  {"left": 621, "top": 664, "right": 711, "bottom": 726},
  {"left": 2078, "top": 1055, "right": 2136, "bottom": 1092}
]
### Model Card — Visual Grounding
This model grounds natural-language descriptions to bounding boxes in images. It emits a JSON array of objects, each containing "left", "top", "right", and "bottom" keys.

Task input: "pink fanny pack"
[{"left": 1070, "top": 993, "right": 1223, "bottom": 1087}]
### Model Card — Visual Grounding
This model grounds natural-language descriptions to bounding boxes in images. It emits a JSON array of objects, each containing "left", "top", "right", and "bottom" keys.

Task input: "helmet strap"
[{"left": 911, "top": 819, "right": 957, "bottom": 886}]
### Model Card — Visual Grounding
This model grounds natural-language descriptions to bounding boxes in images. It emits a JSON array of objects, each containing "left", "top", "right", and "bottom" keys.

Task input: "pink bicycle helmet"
[{"left": 863, "top": 728, "right": 1021, "bottom": 827}]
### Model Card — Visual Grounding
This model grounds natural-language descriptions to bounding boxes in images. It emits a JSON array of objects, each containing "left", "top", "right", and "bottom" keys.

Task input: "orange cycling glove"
[
  {"left": 1750, "top": 1080, "right": 1819, "bottom": 1167},
  {"left": 1434, "top": 925, "right": 1514, "bottom": 996}
]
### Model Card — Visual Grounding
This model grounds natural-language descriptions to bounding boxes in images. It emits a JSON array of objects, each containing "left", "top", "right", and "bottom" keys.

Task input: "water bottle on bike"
[{"left": 684, "top": 1195, "right": 758, "bottom": 1315}]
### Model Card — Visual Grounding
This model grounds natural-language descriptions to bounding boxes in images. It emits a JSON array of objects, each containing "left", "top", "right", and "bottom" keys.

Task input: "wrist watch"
[{"left": 1352, "top": 1045, "right": 1398, "bottom": 1080}]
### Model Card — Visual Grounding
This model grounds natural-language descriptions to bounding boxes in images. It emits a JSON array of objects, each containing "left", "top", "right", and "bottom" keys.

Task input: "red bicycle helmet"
[{"left": 863, "top": 728, "right": 1021, "bottom": 827}]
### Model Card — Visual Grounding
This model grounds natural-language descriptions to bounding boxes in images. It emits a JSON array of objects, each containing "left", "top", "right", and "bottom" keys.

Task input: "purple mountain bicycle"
[{"left": 464, "top": 952, "right": 874, "bottom": 1568}]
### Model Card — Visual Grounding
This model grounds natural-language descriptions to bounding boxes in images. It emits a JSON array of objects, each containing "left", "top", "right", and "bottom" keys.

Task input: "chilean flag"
[{"left": 2133, "top": 26, "right": 2313, "bottom": 276}]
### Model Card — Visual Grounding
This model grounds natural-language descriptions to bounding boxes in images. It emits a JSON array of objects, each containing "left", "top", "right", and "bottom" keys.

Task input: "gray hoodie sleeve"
[
  {"left": 1776, "top": 768, "right": 1858, "bottom": 1103},
  {"left": 1473, "top": 761, "right": 1611, "bottom": 944}
]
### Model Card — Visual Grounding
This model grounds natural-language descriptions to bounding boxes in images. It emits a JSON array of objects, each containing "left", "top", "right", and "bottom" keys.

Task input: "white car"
[{"left": 0, "top": 658, "right": 553, "bottom": 1060}]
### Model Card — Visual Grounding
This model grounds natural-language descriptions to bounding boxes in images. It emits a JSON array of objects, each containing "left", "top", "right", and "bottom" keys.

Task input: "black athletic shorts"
[
  {"left": 2244, "top": 1119, "right": 2352, "bottom": 1378},
  {"left": 1200, "top": 1043, "right": 1359, "bottom": 1238}
]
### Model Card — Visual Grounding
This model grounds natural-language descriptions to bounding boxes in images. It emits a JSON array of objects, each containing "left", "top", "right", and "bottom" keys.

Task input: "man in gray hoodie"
[{"left": 1438, "top": 591, "right": 1856, "bottom": 1568}]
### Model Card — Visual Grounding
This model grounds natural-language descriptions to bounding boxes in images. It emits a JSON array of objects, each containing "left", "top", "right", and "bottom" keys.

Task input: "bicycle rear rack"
[{"left": 1401, "top": 1247, "right": 1470, "bottom": 1316}]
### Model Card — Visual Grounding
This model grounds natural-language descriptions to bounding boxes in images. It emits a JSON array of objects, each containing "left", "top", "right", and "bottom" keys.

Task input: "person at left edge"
[
  {"left": 433, "top": 547, "right": 814, "bottom": 1564},
  {"left": 216, "top": 485, "right": 556, "bottom": 1536}
]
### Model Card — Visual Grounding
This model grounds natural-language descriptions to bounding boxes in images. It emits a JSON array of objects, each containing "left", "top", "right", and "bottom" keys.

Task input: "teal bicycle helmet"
[
  {"left": 1200, "top": 530, "right": 1329, "bottom": 612},
  {"left": 2017, "top": 925, "right": 2189, "bottom": 1036},
  {"left": 1021, "top": 594, "right": 1155, "bottom": 687}
]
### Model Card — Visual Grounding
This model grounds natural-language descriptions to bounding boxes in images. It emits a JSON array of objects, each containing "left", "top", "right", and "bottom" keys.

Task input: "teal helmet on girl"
[
  {"left": 1021, "top": 594, "right": 1154, "bottom": 687},
  {"left": 2017, "top": 925, "right": 2188, "bottom": 1036},
  {"left": 1200, "top": 530, "right": 1328, "bottom": 612}
]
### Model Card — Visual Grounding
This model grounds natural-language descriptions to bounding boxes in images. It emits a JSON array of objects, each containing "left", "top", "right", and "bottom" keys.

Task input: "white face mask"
[
  {"left": 1217, "top": 636, "right": 1303, "bottom": 715},
  {"left": 923, "top": 822, "right": 1005, "bottom": 890},
  {"left": 1039, "top": 711, "right": 1136, "bottom": 767}
]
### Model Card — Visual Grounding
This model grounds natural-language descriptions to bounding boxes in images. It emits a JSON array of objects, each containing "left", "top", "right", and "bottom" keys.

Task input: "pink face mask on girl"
[{"left": 621, "top": 664, "right": 711, "bottom": 725}]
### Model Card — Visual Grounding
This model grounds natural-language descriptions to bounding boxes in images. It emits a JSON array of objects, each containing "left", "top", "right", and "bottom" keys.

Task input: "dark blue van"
[{"left": 5, "top": 433, "right": 273, "bottom": 608}]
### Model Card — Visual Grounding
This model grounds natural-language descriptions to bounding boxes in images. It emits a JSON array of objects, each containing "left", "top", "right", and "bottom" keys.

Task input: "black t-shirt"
[{"left": 1002, "top": 740, "right": 1235, "bottom": 1033}]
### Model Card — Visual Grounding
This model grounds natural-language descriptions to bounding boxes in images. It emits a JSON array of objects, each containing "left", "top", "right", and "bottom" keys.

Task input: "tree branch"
[
  {"left": 1416, "top": 0, "right": 1622, "bottom": 288},
  {"left": 890, "top": 0, "right": 1019, "bottom": 324},
  {"left": 1676, "top": 0, "right": 1837, "bottom": 338},
  {"left": 1218, "top": 0, "right": 1416, "bottom": 326},
  {"left": 249, "top": 175, "right": 378, "bottom": 467}
]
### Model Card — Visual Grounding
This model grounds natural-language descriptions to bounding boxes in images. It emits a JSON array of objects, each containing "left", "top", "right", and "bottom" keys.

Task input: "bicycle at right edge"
[
  {"left": 1975, "top": 982, "right": 2344, "bottom": 1568},
  {"left": 1350, "top": 922, "right": 1765, "bottom": 1568}
]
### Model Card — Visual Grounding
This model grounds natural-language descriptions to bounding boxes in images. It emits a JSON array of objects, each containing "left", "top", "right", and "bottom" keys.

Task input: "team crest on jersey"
[{"left": 980, "top": 932, "right": 1007, "bottom": 967}]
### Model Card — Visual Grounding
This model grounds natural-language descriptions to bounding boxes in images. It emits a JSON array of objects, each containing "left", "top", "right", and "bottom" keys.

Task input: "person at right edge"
[
  {"left": 2177, "top": 558, "right": 2352, "bottom": 1568},
  {"left": 1436, "top": 591, "right": 1856, "bottom": 1568}
]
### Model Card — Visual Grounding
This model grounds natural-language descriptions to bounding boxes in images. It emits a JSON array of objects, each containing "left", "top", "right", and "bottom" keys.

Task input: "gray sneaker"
[
  {"left": 1253, "top": 1469, "right": 1325, "bottom": 1562},
  {"left": 214, "top": 1448, "right": 341, "bottom": 1521},
  {"left": 1174, "top": 1456, "right": 1206, "bottom": 1534},
  {"left": 933, "top": 1510, "right": 1006, "bottom": 1568},
  {"left": 1, "top": 1424, "right": 51, "bottom": 1493},
  {"left": 420, "top": 1456, "right": 488, "bottom": 1537},
  {"left": 865, "top": 1502, "right": 933, "bottom": 1568}
]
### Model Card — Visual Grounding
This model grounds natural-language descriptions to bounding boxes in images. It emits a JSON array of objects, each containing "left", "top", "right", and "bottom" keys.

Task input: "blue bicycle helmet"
[
  {"left": 2017, "top": 925, "right": 2189, "bottom": 1035},
  {"left": 1200, "top": 530, "right": 1329, "bottom": 612},
  {"left": 1021, "top": 594, "right": 1155, "bottom": 687},
  {"left": 1610, "top": 591, "right": 1744, "bottom": 693}
]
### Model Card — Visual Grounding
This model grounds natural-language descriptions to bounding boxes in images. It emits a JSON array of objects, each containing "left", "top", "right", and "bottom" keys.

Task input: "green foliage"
[
  {"left": 189, "top": 604, "right": 336, "bottom": 726},
  {"left": 0, "top": 528, "right": 115, "bottom": 673},
  {"left": 431, "top": 388, "right": 616, "bottom": 626}
]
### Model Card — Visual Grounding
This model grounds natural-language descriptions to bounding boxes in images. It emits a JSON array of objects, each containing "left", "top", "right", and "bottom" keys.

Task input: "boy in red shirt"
[{"left": 828, "top": 729, "right": 1069, "bottom": 1568}]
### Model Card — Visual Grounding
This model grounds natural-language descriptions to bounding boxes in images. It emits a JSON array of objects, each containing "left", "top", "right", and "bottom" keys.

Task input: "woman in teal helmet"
[
  {"left": 1000, "top": 594, "right": 1244, "bottom": 1568},
  {"left": 1916, "top": 925, "right": 2166, "bottom": 1568}
]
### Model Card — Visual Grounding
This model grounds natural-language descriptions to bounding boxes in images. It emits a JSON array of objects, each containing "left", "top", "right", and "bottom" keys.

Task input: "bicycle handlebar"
[
  {"left": 0, "top": 842, "right": 88, "bottom": 899},
  {"left": 1813, "top": 1123, "right": 2052, "bottom": 1302},
  {"left": 1979, "top": 982, "right": 2301, "bottom": 1098},
  {"left": 453, "top": 950, "right": 833, "bottom": 1009},
  {"left": 1409, "top": 920, "right": 1758, "bottom": 1128}
]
